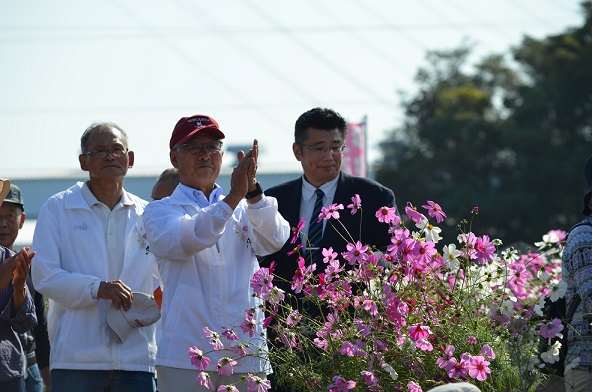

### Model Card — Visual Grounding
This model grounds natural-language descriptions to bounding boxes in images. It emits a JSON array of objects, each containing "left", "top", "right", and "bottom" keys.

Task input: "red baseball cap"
[{"left": 169, "top": 114, "right": 225, "bottom": 149}]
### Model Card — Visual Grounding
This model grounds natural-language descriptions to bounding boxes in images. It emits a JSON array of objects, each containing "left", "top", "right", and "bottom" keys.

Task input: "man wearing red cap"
[{"left": 142, "top": 114, "right": 290, "bottom": 392}]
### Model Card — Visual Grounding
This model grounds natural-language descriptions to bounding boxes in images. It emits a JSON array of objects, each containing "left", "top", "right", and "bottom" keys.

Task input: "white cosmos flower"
[
  {"left": 535, "top": 232, "right": 562, "bottom": 250},
  {"left": 442, "top": 244, "right": 461, "bottom": 272},
  {"left": 381, "top": 363, "right": 398, "bottom": 381},
  {"left": 549, "top": 280, "right": 567, "bottom": 302},
  {"left": 534, "top": 296, "right": 546, "bottom": 317},
  {"left": 540, "top": 340, "right": 562, "bottom": 364},
  {"left": 500, "top": 299, "right": 515, "bottom": 318},
  {"left": 537, "top": 268, "right": 550, "bottom": 281},
  {"left": 415, "top": 218, "right": 443, "bottom": 243}
]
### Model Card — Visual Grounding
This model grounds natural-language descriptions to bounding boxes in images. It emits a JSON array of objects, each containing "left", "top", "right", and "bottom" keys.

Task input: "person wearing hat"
[
  {"left": 0, "top": 179, "right": 37, "bottom": 392},
  {"left": 0, "top": 184, "right": 52, "bottom": 392},
  {"left": 561, "top": 154, "right": 592, "bottom": 391},
  {"left": 142, "top": 114, "right": 290, "bottom": 392},
  {"left": 31, "top": 123, "right": 160, "bottom": 391}
]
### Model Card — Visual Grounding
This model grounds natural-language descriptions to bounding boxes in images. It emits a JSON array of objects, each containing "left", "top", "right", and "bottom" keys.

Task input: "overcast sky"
[{"left": 0, "top": 0, "right": 583, "bottom": 178}]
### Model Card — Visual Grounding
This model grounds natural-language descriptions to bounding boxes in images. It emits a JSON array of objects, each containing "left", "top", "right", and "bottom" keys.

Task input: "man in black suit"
[
  {"left": 263, "top": 107, "right": 398, "bottom": 300},
  {"left": 262, "top": 107, "right": 398, "bottom": 391}
]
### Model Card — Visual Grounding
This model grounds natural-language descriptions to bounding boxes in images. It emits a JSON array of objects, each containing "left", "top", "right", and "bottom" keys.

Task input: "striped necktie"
[{"left": 306, "top": 188, "right": 325, "bottom": 264}]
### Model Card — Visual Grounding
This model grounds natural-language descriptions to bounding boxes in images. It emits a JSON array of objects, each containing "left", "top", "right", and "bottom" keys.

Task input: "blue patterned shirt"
[
  {"left": 562, "top": 216, "right": 592, "bottom": 370},
  {"left": 0, "top": 246, "right": 37, "bottom": 383}
]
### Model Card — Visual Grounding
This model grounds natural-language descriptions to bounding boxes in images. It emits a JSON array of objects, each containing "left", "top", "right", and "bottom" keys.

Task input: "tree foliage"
[{"left": 376, "top": 1, "right": 592, "bottom": 244}]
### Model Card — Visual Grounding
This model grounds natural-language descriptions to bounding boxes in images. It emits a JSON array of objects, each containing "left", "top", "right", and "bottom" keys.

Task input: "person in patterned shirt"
[{"left": 562, "top": 154, "right": 592, "bottom": 391}]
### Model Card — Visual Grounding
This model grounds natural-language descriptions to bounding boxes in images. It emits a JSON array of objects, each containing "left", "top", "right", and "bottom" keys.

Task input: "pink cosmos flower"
[
  {"left": 375, "top": 206, "right": 399, "bottom": 224},
  {"left": 340, "top": 341, "right": 356, "bottom": 357},
  {"left": 467, "top": 355, "right": 491, "bottom": 381},
  {"left": 444, "top": 345, "right": 456, "bottom": 357},
  {"left": 415, "top": 338, "right": 434, "bottom": 351},
  {"left": 354, "top": 318, "right": 371, "bottom": 338},
  {"left": 240, "top": 315, "right": 257, "bottom": 337},
  {"left": 347, "top": 194, "right": 362, "bottom": 215},
  {"left": 408, "top": 322, "right": 432, "bottom": 341},
  {"left": 322, "top": 247, "right": 338, "bottom": 263},
  {"left": 314, "top": 337, "right": 328, "bottom": 350},
  {"left": 321, "top": 203, "right": 344, "bottom": 220},
  {"left": 230, "top": 343, "right": 248, "bottom": 357},
  {"left": 250, "top": 268, "right": 273, "bottom": 296},
  {"left": 400, "top": 238, "right": 420, "bottom": 264},
  {"left": 360, "top": 370, "right": 378, "bottom": 386},
  {"left": 222, "top": 326, "right": 238, "bottom": 342},
  {"left": 363, "top": 299, "right": 378, "bottom": 316},
  {"left": 445, "top": 357, "right": 469, "bottom": 379},
  {"left": 387, "top": 227, "right": 410, "bottom": 254},
  {"left": 539, "top": 318, "right": 563, "bottom": 338},
  {"left": 458, "top": 232, "right": 478, "bottom": 259},
  {"left": 480, "top": 344, "right": 496, "bottom": 359},
  {"left": 188, "top": 346, "right": 210, "bottom": 370},
  {"left": 405, "top": 202, "right": 425, "bottom": 224},
  {"left": 263, "top": 315, "right": 273, "bottom": 329},
  {"left": 286, "top": 310, "right": 302, "bottom": 326},
  {"left": 203, "top": 327, "right": 224, "bottom": 350},
  {"left": 217, "top": 385, "right": 238, "bottom": 392},
  {"left": 422, "top": 200, "right": 447, "bottom": 223},
  {"left": 474, "top": 235, "right": 495, "bottom": 264},
  {"left": 280, "top": 331, "right": 298, "bottom": 348},
  {"left": 328, "top": 375, "right": 356, "bottom": 391},
  {"left": 287, "top": 244, "right": 303, "bottom": 256},
  {"left": 246, "top": 373, "right": 272, "bottom": 392},
  {"left": 290, "top": 218, "right": 305, "bottom": 244},
  {"left": 547, "top": 229, "right": 567, "bottom": 244},
  {"left": 342, "top": 241, "right": 369, "bottom": 265},
  {"left": 197, "top": 372, "right": 214, "bottom": 390},
  {"left": 508, "top": 263, "right": 528, "bottom": 286},
  {"left": 416, "top": 240, "right": 437, "bottom": 265},
  {"left": 373, "top": 339, "right": 387, "bottom": 352},
  {"left": 292, "top": 256, "right": 315, "bottom": 293},
  {"left": 466, "top": 337, "right": 477, "bottom": 344},
  {"left": 262, "top": 286, "right": 285, "bottom": 304},
  {"left": 216, "top": 357, "right": 237, "bottom": 376},
  {"left": 407, "top": 381, "right": 423, "bottom": 392}
]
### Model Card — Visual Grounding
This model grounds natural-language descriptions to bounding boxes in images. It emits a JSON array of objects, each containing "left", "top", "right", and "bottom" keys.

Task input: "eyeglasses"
[
  {"left": 84, "top": 147, "right": 128, "bottom": 159},
  {"left": 301, "top": 144, "right": 346, "bottom": 155},
  {"left": 176, "top": 141, "right": 223, "bottom": 155}
]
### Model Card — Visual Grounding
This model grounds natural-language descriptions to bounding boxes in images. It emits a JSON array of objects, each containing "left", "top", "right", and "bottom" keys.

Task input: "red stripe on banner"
[{"left": 342, "top": 118, "right": 367, "bottom": 177}]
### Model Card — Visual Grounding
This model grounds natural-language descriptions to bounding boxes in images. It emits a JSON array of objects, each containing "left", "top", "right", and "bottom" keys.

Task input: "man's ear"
[
  {"left": 79, "top": 154, "right": 89, "bottom": 172},
  {"left": 18, "top": 212, "right": 26, "bottom": 230},
  {"left": 293, "top": 143, "right": 302, "bottom": 162},
  {"left": 128, "top": 151, "right": 135, "bottom": 168},
  {"left": 170, "top": 150, "right": 179, "bottom": 168}
]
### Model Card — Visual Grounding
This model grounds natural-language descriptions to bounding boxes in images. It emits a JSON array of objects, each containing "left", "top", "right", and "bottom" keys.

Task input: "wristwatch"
[{"left": 245, "top": 182, "right": 263, "bottom": 199}]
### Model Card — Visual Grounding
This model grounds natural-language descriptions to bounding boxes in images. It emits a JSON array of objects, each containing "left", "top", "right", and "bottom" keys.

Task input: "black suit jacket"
[{"left": 263, "top": 171, "right": 397, "bottom": 295}]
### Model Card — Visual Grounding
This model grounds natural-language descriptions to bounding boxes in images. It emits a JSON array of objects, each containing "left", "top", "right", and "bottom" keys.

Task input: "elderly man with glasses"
[
  {"left": 32, "top": 122, "right": 159, "bottom": 391},
  {"left": 142, "top": 114, "right": 290, "bottom": 392}
]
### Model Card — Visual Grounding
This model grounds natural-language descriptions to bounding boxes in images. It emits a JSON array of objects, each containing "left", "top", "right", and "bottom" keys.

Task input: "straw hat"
[{"left": 0, "top": 179, "right": 10, "bottom": 205}]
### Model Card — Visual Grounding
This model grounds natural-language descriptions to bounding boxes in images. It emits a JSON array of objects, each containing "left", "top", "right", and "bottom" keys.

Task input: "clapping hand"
[{"left": 0, "top": 247, "right": 34, "bottom": 290}]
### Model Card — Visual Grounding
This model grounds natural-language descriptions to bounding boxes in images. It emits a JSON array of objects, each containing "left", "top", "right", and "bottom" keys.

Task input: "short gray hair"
[{"left": 80, "top": 122, "right": 128, "bottom": 153}]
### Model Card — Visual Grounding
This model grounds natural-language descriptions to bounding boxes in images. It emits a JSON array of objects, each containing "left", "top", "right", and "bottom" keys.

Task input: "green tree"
[{"left": 376, "top": 1, "right": 592, "bottom": 244}]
